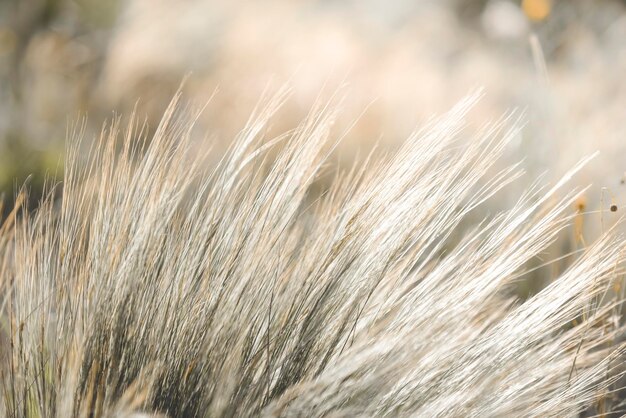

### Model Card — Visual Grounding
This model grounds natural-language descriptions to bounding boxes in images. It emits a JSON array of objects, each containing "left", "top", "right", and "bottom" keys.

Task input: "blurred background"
[{"left": 1, "top": 0, "right": 625, "bottom": 270}]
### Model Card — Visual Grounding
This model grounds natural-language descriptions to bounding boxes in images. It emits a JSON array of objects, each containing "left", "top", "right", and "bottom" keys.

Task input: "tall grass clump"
[{"left": 0, "top": 90, "right": 624, "bottom": 417}]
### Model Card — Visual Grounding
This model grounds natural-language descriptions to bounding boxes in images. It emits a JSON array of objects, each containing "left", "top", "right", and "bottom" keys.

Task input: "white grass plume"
[{"left": 0, "top": 91, "right": 624, "bottom": 417}]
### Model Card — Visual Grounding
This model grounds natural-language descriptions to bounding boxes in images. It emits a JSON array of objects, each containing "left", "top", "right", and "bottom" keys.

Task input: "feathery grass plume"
[{"left": 0, "top": 89, "right": 624, "bottom": 417}]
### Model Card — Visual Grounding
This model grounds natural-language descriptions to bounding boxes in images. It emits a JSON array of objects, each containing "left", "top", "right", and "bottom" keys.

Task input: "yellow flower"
[{"left": 522, "top": 0, "right": 551, "bottom": 22}]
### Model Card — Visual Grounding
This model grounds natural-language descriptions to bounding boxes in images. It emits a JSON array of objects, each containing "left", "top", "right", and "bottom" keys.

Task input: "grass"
[{"left": 0, "top": 90, "right": 624, "bottom": 417}]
